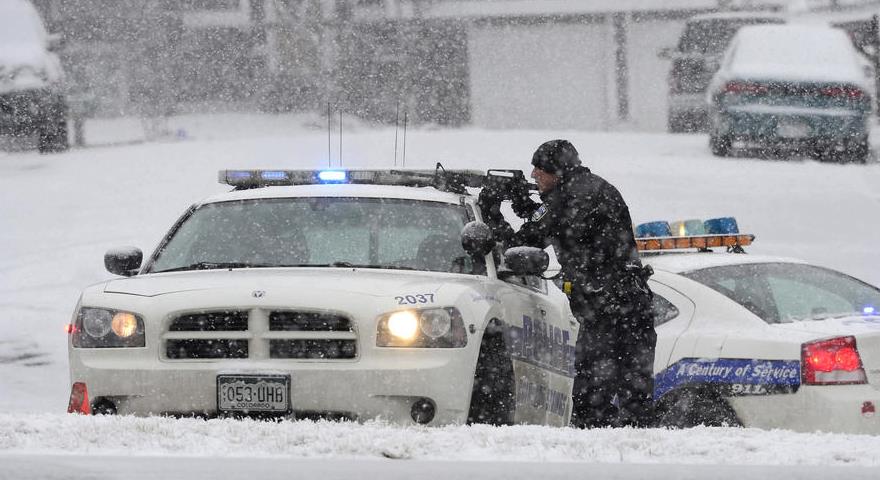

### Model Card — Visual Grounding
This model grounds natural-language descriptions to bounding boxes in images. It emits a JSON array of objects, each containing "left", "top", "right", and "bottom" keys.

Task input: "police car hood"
[{"left": 102, "top": 268, "right": 479, "bottom": 298}]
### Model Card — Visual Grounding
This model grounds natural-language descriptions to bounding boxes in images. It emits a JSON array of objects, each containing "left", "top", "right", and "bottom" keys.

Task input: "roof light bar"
[{"left": 218, "top": 168, "right": 485, "bottom": 192}]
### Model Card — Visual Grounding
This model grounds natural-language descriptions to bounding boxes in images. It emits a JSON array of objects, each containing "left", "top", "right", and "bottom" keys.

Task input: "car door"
[
  {"left": 536, "top": 281, "right": 579, "bottom": 427},
  {"left": 496, "top": 273, "right": 556, "bottom": 425}
]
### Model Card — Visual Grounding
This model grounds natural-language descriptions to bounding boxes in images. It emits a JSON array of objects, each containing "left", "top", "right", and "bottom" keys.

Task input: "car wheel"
[
  {"left": 467, "top": 321, "right": 515, "bottom": 426},
  {"left": 668, "top": 114, "right": 685, "bottom": 134},
  {"left": 655, "top": 388, "right": 741, "bottom": 428},
  {"left": 844, "top": 139, "right": 870, "bottom": 164},
  {"left": 37, "top": 105, "right": 70, "bottom": 154},
  {"left": 710, "top": 134, "right": 732, "bottom": 157}
]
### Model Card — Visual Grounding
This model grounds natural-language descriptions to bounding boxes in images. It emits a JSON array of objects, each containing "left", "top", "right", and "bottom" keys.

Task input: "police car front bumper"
[{"left": 69, "top": 345, "right": 480, "bottom": 425}]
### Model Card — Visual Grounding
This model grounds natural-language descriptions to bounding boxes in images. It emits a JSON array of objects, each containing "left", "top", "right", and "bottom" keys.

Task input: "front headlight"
[
  {"left": 377, "top": 307, "right": 467, "bottom": 348},
  {"left": 72, "top": 307, "right": 145, "bottom": 348}
]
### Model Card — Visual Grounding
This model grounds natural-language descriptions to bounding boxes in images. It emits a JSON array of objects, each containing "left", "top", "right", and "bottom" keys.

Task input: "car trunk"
[{"left": 772, "top": 316, "right": 880, "bottom": 389}]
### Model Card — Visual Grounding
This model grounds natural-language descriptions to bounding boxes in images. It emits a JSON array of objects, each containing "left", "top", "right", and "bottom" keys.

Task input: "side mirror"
[
  {"left": 47, "top": 33, "right": 65, "bottom": 52},
  {"left": 503, "top": 247, "right": 549, "bottom": 276},
  {"left": 105, "top": 247, "right": 143, "bottom": 277},
  {"left": 657, "top": 46, "right": 675, "bottom": 60}
]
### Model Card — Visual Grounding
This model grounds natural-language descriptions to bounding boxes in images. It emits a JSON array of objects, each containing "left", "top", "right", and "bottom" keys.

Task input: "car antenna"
[
  {"left": 327, "top": 102, "right": 332, "bottom": 167},
  {"left": 402, "top": 110, "right": 408, "bottom": 168},
  {"left": 339, "top": 110, "right": 343, "bottom": 167},
  {"left": 393, "top": 100, "right": 400, "bottom": 167}
]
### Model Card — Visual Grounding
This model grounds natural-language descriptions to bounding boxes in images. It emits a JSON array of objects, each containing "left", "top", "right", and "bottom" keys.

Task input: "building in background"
[{"left": 28, "top": 0, "right": 880, "bottom": 131}]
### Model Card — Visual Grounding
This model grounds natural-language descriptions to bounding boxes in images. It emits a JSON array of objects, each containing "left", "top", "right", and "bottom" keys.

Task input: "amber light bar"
[{"left": 636, "top": 234, "right": 755, "bottom": 252}]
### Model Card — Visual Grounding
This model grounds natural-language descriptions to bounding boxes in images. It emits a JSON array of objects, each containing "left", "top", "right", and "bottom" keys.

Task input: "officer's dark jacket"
[{"left": 501, "top": 166, "right": 644, "bottom": 297}]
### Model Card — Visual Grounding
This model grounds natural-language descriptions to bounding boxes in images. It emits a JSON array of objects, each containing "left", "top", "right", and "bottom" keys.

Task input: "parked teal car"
[{"left": 707, "top": 25, "right": 872, "bottom": 163}]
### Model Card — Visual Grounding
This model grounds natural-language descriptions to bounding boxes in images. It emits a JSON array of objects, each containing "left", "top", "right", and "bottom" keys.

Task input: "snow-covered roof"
[
  {"left": 644, "top": 252, "right": 806, "bottom": 274},
  {"left": 201, "top": 184, "right": 467, "bottom": 206},
  {"left": 416, "top": 0, "right": 767, "bottom": 19},
  {"left": 727, "top": 25, "right": 868, "bottom": 85}
]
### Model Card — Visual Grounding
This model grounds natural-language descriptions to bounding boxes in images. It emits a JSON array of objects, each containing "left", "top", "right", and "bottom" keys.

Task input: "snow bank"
[{"left": 1, "top": 414, "right": 879, "bottom": 465}]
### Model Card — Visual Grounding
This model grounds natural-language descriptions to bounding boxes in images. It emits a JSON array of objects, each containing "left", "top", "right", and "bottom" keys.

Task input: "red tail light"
[
  {"left": 67, "top": 382, "right": 91, "bottom": 414},
  {"left": 801, "top": 336, "right": 867, "bottom": 385},
  {"left": 819, "top": 86, "right": 864, "bottom": 98},
  {"left": 724, "top": 81, "right": 769, "bottom": 95}
]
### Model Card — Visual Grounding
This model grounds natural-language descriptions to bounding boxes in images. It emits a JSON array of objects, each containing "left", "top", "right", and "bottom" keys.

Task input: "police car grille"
[
  {"left": 166, "top": 339, "right": 248, "bottom": 359},
  {"left": 269, "top": 339, "right": 357, "bottom": 359},
  {"left": 163, "top": 309, "right": 357, "bottom": 361},
  {"left": 169, "top": 311, "right": 248, "bottom": 331},
  {"left": 269, "top": 311, "right": 352, "bottom": 332}
]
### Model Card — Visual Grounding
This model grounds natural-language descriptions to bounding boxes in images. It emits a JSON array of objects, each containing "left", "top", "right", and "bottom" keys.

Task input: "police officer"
[{"left": 478, "top": 139, "right": 656, "bottom": 428}]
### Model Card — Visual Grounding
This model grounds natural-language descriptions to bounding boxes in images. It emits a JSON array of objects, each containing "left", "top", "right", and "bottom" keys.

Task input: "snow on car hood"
[{"left": 102, "top": 268, "right": 482, "bottom": 298}]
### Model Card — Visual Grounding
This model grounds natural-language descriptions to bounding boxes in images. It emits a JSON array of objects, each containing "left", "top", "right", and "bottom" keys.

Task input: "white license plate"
[
  {"left": 217, "top": 375, "right": 290, "bottom": 413},
  {"left": 777, "top": 121, "right": 810, "bottom": 138}
]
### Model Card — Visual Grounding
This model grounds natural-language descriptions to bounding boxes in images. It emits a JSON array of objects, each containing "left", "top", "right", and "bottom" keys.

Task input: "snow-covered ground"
[{"left": 1, "top": 113, "right": 880, "bottom": 474}]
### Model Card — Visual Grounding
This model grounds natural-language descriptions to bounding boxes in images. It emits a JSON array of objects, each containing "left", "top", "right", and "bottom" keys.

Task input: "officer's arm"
[{"left": 509, "top": 218, "right": 550, "bottom": 248}]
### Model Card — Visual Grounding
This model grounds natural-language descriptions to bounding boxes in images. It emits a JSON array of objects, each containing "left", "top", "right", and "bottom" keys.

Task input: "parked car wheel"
[
  {"left": 710, "top": 134, "right": 732, "bottom": 157},
  {"left": 37, "top": 106, "right": 69, "bottom": 154},
  {"left": 843, "top": 138, "right": 870, "bottom": 164}
]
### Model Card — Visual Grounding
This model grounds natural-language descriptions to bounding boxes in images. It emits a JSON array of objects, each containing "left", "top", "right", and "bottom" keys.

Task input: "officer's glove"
[
  {"left": 477, "top": 184, "right": 505, "bottom": 223},
  {"left": 510, "top": 181, "right": 537, "bottom": 218}
]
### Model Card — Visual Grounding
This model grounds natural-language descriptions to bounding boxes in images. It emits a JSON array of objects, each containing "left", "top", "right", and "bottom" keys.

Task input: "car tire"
[
  {"left": 37, "top": 104, "right": 70, "bottom": 154},
  {"left": 844, "top": 139, "right": 870, "bottom": 164},
  {"left": 710, "top": 134, "right": 732, "bottom": 157},
  {"left": 655, "top": 388, "right": 741, "bottom": 428},
  {"left": 668, "top": 114, "right": 685, "bottom": 134},
  {"left": 467, "top": 321, "right": 515, "bottom": 426}
]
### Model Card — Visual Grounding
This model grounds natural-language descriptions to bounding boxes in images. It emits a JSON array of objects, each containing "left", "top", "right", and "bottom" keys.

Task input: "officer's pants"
[{"left": 568, "top": 289, "right": 656, "bottom": 428}]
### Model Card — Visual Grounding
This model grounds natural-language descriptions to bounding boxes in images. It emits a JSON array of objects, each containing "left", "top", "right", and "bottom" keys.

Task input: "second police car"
[
  {"left": 66, "top": 168, "right": 578, "bottom": 426},
  {"left": 636, "top": 219, "right": 880, "bottom": 434}
]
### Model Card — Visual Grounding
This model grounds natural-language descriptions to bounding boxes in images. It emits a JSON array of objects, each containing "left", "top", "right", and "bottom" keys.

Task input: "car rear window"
[
  {"left": 682, "top": 262, "right": 880, "bottom": 324},
  {"left": 732, "top": 26, "right": 857, "bottom": 69},
  {"left": 678, "top": 18, "right": 783, "bottom": 55}
]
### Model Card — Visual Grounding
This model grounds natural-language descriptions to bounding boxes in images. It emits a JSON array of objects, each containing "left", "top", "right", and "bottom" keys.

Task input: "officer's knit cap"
[{"left": 531, "top": 139, "right": 581, "bottom": 177}]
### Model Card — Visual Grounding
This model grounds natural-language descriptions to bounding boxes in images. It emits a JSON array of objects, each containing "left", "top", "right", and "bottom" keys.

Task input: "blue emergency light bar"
[
  {"left": 218, "top": 168, "right": 486, "bottom": 192},
  {"left": 635, "top": 221, "right": 672, "bottom": 238}
]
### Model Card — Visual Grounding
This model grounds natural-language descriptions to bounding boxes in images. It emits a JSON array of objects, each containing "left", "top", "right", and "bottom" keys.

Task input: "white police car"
[
  {"left": 638, "top": 219, "right": 880, "bottom": 434},
  {"left": 66, "top": 168, "right": 578, "bottom": 427}
]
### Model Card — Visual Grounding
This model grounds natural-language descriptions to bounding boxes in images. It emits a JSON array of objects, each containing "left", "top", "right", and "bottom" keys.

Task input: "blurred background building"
[{"left": 28, "top": 0, "right": 880, "bottom": 131}]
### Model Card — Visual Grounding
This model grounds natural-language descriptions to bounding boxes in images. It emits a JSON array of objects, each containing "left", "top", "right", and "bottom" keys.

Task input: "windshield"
[
  {"left": 678, "top": 18, "right": 782, "bottom": 55},
  {"left": 148, "top": 197, "right": 478, "bottom": 274},
  {"left": 684, "top": 262, "right": 880, "bottom": 324}
]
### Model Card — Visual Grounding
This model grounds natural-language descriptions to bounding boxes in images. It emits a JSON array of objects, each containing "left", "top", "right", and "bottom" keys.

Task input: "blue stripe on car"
[{"left": 654, "top": 358, "right": 801, "bottom": 400}]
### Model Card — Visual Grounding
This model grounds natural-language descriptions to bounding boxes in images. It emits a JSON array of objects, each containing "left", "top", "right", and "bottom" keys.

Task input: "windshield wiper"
[
  {"left": 154, "top": 262, "right": 276, "bottom": 273},
  {"left": 329, "top": 262, "right": 417, "bottom": 271},
  {"left": 154, "top": 261, "right": 419, "bottom": 273}
]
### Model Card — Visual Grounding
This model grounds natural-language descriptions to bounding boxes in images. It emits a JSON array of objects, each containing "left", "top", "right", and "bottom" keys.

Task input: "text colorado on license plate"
[{"left": 217, "top": 375, "right": 290, "bottom": 413}]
